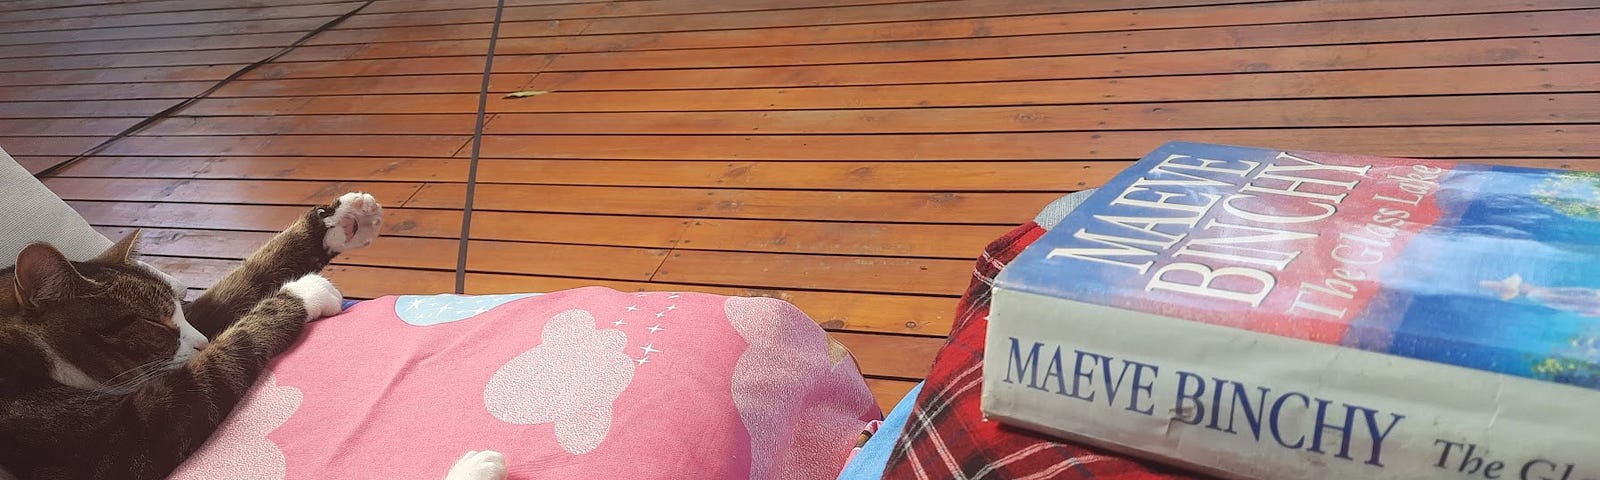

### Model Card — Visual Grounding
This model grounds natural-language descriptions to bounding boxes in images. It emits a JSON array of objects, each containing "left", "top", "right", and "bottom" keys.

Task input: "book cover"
[{"left": 983, "top": 141, "right": 1600, "bottom": 479}]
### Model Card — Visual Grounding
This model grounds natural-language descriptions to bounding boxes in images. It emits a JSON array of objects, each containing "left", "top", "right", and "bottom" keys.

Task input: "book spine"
[{"left": 981, "top": 288, "right": 1600, "bottom": 480}]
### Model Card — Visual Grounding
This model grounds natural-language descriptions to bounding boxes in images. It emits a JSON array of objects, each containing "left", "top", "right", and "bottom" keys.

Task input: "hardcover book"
[{"left": 982, "top": 141, "right": 1600, "bottom": 479}]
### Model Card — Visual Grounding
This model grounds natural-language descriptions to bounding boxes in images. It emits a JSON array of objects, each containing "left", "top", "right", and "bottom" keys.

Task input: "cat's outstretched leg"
[
  {"left": 444, "top": 451, "right": 507, "bottom": 480},
  {"left": 184, "top": 192, "right": 382, "bottom": 337}
]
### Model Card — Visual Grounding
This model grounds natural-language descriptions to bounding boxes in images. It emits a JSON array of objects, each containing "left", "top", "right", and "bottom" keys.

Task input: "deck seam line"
[{"left": 453, "top": 0, "right": 510, "bottom": 294}]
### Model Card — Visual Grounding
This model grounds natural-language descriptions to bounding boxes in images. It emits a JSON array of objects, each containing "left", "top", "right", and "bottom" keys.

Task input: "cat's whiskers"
[{"left": 89, "top": 358, "right": 185, "bottom": 396}]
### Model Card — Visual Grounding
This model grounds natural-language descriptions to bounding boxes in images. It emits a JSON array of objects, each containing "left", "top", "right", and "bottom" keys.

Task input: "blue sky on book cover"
[{"left": 1001, "top": 141, "right": 1600, "bottom": 391}]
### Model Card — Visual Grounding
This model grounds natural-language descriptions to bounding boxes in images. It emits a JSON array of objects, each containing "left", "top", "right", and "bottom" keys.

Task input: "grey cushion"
[
  {"left": 0, "top": 148, "right": 113, "bottom": 265},
  {"left": 0, "top": 147, "right": 186, "bottom": 292}
]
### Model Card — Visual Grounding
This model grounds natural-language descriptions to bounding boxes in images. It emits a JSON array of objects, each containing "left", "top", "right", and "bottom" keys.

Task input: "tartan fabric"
[{"left": 880, "top": 222, "right": 1199, "bottom": 480}]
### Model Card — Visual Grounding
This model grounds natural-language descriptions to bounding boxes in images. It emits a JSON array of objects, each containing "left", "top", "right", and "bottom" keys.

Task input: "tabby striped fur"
[{"left": 0, "top": 193, "right": 380, "bottom": 480}]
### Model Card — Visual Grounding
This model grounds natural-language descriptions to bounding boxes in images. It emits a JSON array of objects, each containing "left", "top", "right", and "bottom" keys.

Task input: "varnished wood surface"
[{"left": 6, "top": 0, "right": 1598, "bottom": 412}]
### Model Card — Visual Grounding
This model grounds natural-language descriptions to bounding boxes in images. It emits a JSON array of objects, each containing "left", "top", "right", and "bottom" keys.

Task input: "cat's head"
[{"left": 6, "top": 231, "right": 209, "bottom": 390}]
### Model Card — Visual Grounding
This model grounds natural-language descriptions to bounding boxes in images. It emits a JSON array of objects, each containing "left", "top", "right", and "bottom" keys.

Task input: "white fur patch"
[
  {"left": 321, "top": 192, "right": 382, "bottom": 253},
  {"left": 29, "top": 336, "right": 99, "bottom": 390},
  {"left": 443, "top": 450, "right": 507, "bottom": 480},
  {"left": 281, "top": 274, "right": 343, "bottom": 321},
  {"left": 171, "top": 300, "right": 209, "bottom": 363}
]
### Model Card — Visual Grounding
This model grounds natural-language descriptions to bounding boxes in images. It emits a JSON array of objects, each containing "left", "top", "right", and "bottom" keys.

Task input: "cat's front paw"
[
  {"left": 281, "top": 274, "right": 343, "bottom": 321},
  {"left": 321, "top": 192, "right": 382, "bottom": 253},
  {"left": 444, "top": 450, "right": 506, "bottom": 480}
]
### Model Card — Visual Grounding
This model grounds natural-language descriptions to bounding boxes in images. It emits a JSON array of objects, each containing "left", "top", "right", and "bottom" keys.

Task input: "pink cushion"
[{"left": 171, "top": 287, "right": 882, "bottom": 479}]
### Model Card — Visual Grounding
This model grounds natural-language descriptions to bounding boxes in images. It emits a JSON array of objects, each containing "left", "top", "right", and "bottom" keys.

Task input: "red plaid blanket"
[{"left": 881, "top": 222, "right": 1201, "bottom": 480}]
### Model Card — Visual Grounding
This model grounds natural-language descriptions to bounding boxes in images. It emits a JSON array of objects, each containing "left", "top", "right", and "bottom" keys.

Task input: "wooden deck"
[{"left": 3, "top": 0, "right": 1597, "bottom": 410}]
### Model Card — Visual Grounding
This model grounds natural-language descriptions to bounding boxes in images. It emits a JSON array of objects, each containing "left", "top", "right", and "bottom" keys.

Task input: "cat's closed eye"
[{"left": 140, "top": 318, "right": 172, "bottom": 331}]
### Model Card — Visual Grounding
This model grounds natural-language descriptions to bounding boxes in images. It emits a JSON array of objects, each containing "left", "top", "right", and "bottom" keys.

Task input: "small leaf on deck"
[{"left": 502, "top": 90, "right": 550, "bottom": 99}]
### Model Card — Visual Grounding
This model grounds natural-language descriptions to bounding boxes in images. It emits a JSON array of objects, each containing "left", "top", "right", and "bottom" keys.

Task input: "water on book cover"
[{"left": 1384, "top": 165, "right": 1600, "bottom": 389}]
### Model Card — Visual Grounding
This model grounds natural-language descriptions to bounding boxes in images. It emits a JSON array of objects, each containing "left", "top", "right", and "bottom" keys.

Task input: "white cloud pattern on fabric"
[{"left": 483, "top": 309, "right": 636, "bottom": 454}]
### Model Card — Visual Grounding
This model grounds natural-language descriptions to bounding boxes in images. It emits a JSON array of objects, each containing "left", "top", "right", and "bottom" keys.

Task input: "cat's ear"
[
  {"left": 95, "top": 229, "right": 142, "bottom": 264},
  {"left": 14, "top": 243, "right": 85, "bottom": 307}
]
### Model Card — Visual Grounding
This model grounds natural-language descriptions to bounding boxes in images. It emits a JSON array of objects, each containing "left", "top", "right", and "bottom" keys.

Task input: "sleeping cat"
[{"left": 0, "top": 193, "right": 379, "bottom": 480}]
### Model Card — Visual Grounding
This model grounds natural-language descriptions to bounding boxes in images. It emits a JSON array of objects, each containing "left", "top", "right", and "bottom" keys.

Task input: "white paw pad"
[
  {"left": 322, "top": 192, "right": 382, "bottom": 253},
  {"left": 444, "top": 450, "right": 507, "bottom": 480},
  {"left": 281, "top": 274, "right": 343, "bottom": 321}
]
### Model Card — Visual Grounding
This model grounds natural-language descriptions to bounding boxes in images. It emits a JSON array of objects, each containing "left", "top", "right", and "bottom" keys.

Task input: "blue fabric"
[{"left": 837, "top": 381, "right": 924, "bottom": 480}]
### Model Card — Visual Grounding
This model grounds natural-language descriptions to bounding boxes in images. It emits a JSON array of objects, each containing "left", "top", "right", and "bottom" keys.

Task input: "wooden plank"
[
  {"left": 199, "top": 93, "right": 492, "bottom": 115},
  {"left": 209, "top": 63, "right": 1600, "bottom": 104},
  {"left": 0, "top": 3, "right": 362, "bottom": 35},
  {"left": 0, "top": 17, "right": 332, "bottom": 46},
  {"left": 0, "top": 136, "right": 105, "bottom": 157},
  {"left": 0, "top": 0, "right": 134, "bottom": 13},
  {"left": 467, "top": 126, "right": 1600, "bottom": 161},
  {"left": 518, "top": 36, "right": 1600, "bottom": 91},
  {"left": 53, "top": 157, "right": 1123, "bottom": 192},
  {"left": 866, "top": 378, "right": 918, "bottom": 413},
  {"left": 506, "top": 64, "right": 1600, "bottom": 111},
  {"left": 536, "top": 8, "right": 1600, "bottom": 71},
  {"left": 0, "top": 0, "right": 367, "bottom": 23},
  {"left": 91, "top": 135, "right": 473, "bottom": 158},
  {"left": 69, "top": 201, "right": 313, "bottom": 232},
  {"left": 468, "top": 211, "right": 690, "bottom": 249},
  {"left": 211, "top": 75, "right": 490, "bottom": 97},
  {"left": 463, "top": 240, "right": 668, "bottom": 280},
  {"left": 245, "top": 55, "right": 492, "bottom": 79},
  {"left": 830, "top": 332, "right": 940, "bottom": 379},
  {"left": 0, "top": 65, "right": 239, "bottom": 87},
  {"left": 0, "top": 47, "right": 297, "bottom": 72},
  {"left": 52, "top": 156, "right": 472, "bottom": 181},
  {"left": 0, "top": 82, "right": 213, "bottom": 102},
  {"left": 139, "top": 114, "right": 483, "bottom": 136},
  {"left": 479, "top": 94, "right": 1600, "bottom": 134},
  {"left": 177, "top": 97, "right": 320, "bottom": 116},
  {"left": 13, "top": 156, "right": 70, "bottom": 174},
  {"left": 0, "top": 118, "right": 142, "bottom": 137},
  {"left": 676, "top": 218, "right": 1008, "bottom": 259},
  {"left": 0, "top": 100, "right": 181, "bottom": 118},
  {"left": 44, "top": 177, "right": 425, "bottom": 206},
  {"left": 653, "top": 250, "right": 973, "bottom": 296},
  {"left": 409, "top": 183, "right": 1063, "bottom": 224},
  {"left": 0, "top": 32, "right": 304, "bottom": 59}
]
